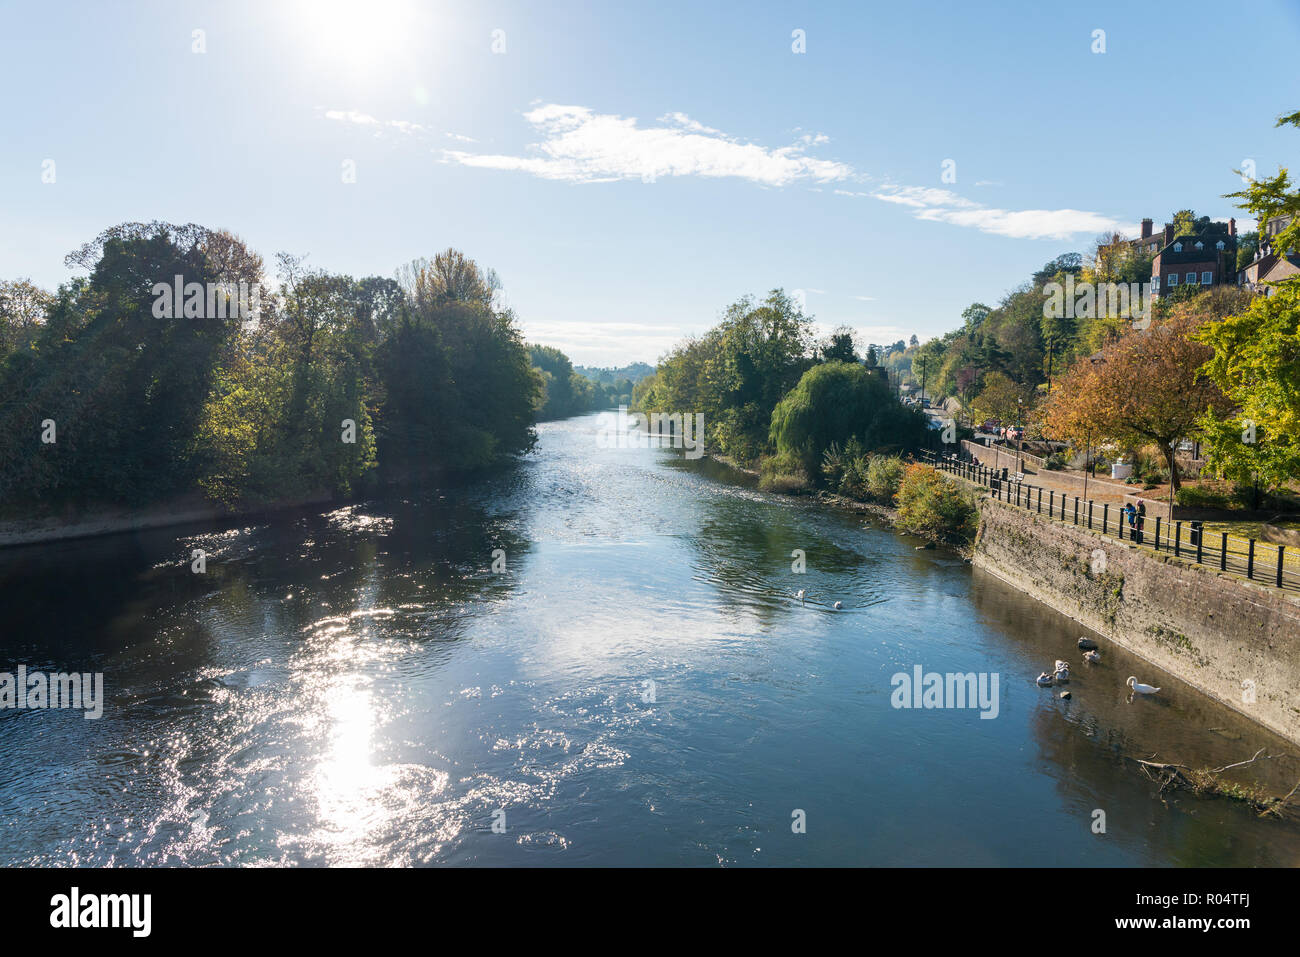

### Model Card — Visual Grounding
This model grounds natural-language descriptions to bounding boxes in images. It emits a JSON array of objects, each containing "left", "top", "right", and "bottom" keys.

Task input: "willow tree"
[{"left": 1041, "top": 311, "right": 1229, "bottom": 492}]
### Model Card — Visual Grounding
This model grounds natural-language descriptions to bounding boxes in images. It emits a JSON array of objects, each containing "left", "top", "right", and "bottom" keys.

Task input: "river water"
[{"left": 1, "top": 412, "right": 1298, "bottom": 866}]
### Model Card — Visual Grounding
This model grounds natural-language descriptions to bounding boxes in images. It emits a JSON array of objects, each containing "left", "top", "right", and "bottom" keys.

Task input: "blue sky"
[{"left": 2, "top": 0, "right": 1298, "bottom": 365}]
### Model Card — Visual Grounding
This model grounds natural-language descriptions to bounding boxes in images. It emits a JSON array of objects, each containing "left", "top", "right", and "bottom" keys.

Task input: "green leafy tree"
[
  {"left": 769, "top": 361, "right": 927, "bottom": 479},
  {"left": 1195, "top": 281, "right": 1300, "bottom": 491}
]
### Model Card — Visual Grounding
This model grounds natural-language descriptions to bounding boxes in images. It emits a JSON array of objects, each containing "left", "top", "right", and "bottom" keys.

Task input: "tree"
[
  {"left": 0, "top": 278, "right": 52, "bottom": 360},
  {"left": 1042, "top": 310, "right": 1230, "bottom": 492},
  {"left": 971, "top": 371, "right": 1030, "bottom": 427},
  {"left": 1227, "top": 108, "right": 1300, "bottom": 283},
  {"left": 1195, "top": 279, "right": 1300, "bottom": 492},
  {"left": 818, "top": 325, "right": 858, "bottom": 364},
  {"left": 1171, "top": 209, "right": 1199, "bottom": 238},
  {"left": 769, "top": 361, "right": 927, "bottom": 478}
]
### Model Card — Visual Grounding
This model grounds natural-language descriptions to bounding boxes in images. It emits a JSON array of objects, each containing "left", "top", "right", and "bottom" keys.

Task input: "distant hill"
[{"left": 574, "top": 362, "right": 655, "bottom": 385}]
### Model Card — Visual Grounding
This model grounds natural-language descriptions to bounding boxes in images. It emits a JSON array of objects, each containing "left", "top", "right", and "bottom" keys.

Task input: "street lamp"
[{"left": 1016, "top": 397, "right": 1023, "bottom": 474}]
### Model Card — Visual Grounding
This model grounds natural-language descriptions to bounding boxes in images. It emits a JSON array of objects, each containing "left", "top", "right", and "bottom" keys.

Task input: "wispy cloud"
[
  {"left": 442, "top": 104, "right": 854, "bottom": 187},
  {"left": 321, "top": 104, "right": 1123, "bottom": 240},
  {"left": 869, "top": 183, "right": 1123, "bottom": 240},
  {"left": 323, "top": 109, "right": 427, "bottom": 136}
]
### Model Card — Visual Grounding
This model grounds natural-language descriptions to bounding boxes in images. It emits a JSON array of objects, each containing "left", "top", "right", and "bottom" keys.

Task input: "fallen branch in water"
[{"left": 1129, "top": 751, "right": 1298, "bottom": 820}]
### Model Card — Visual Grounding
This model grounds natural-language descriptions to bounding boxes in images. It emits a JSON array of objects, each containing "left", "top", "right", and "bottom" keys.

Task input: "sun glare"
[{"left": 293, "top": 0, "right": 417, "bottom": 72}]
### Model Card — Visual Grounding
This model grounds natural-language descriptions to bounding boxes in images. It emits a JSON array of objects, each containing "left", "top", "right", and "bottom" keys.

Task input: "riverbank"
[
  {"left": 0, "top": 492, "right": 343, "bottom": 549},
  {"left": 973, "top": 494, "right": 1300, "bottom": 745}
]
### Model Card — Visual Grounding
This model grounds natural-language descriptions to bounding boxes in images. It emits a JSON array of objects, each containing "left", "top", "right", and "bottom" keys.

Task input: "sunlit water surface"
[{"left": 2, "top": 413, "right": 1298, "bottom": 866}]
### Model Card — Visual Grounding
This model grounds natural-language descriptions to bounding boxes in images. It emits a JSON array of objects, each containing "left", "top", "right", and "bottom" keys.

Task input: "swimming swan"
[{"left": 1126, "top": 676, "right": 1161, "bottom": 695}]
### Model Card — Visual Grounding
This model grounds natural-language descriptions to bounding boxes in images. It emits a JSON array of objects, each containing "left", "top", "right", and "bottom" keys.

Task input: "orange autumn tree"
[{"left": 1041, "top": 310, "right": 1230, "bottom": 492}]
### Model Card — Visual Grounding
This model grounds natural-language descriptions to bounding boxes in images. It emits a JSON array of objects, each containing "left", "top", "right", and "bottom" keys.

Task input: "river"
[{"left": 1, "top": 412, "right": 1298, "bottom": 866}]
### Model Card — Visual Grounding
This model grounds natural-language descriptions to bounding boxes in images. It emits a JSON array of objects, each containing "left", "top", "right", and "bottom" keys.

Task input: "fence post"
[
  {"left": 1220, "top": 532, "right": 1227, "bottom": 571},
  {"left": 1196, "top": 523, "right": 1203, "bottom": 564},
  {"left": 1154, "top": 516, "right": 1161, "bottom": 550},
  {"left": 1174, "top": 522, "right": 1182, "bottom": 558},
  {"left": 1087, "top": 501, "right": 1093, "bottom": 529},
  {"left": 1247, "top": 539, "right": 1255, "bottom": 579},
  {"left": 1074, "top": 498, "right": 1079, "bottom": 525},
  {"left": 1049, "top": 490, "right": 1055, "bottom": 517},
  {"left": 1036, "top": 487, "right": 1042, "bottom": 514},
  {"left": 1103, "top": 503, "right": 1109, "bottom": 534},
  {"left": 1279, "top": 546, "right": 1286, "bottom": 588}
]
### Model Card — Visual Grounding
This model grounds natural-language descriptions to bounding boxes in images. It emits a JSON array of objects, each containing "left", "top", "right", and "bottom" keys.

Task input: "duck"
[
  {"left": 1082, "top": 650, "right": 1101, "bottom": 663},
  {"left": 1078, "top": 637, "right": 1098, "bottom": 650},
  {"left": 1054, "top": 663, "right": 1070, "bottom": 684},
  {"left": 1126, "top": 676, "right": 1161, "bottom": 695},
  {"left": 1036, "top": 672, "right": 1055, "bottom": 687},
  {"left": 833, "top": 601, "right": 843, "bottom": 610}
]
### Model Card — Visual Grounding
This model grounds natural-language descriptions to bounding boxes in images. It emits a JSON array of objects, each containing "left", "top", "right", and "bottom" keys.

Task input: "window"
[
  {"left": 1216, "top": 240, "right": 1225, "bottom": 250},
  {"left": 1186, "top": 272, "right": 1197, "bottom": 284},
  {"left": 1152, "top": 275, "right": 1160, "bottom": 291},
  {"left": 1167, "top": 274, "right": 1179, "bottom": 286},
  {"left": 1202, "top": 271, "right": 1212, "bottom": 285},
  {"left": 1173, "top": 242, "right": 1183, "bottom": 252}
]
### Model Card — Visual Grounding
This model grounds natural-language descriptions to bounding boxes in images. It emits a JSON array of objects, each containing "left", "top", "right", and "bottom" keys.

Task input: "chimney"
[
  {"left": 1164, "top": 224, "right": 1174, "bottom": 245},
  {"left": 1228, "top": 217, "right": 1236, "bottom": 237},
  {"left": 1141, "top": 218, "right": 1153, "bottom": 239}
]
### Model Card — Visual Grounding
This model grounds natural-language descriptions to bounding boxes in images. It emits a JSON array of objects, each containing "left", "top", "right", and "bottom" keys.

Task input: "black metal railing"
[{"left": 923, "top": 451, "right": 1298, "bottom": 591}]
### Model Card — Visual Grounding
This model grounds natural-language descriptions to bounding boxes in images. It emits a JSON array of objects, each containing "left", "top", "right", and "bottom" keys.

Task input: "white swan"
[
  {"left": 1036, "top": 672, "right": 1054, "bottom": 687},
  {"left": 833, "top": 601, "right": 843, "bottom": 610},
  {"left": 1082, "top": 650, "right": 1100, "bottom": 663},
  {"left": 1054, "top": 660, "right": 1069, "bottom": 673},
  {"left": 1126, "top": 676, "right": 1161, "bottom": 695},
  {"left": 794, "top": 589, "right": 806, "bottom": 605},
  {"left": 1055, "top": 665, "right": 1070, "bottom": 683}
]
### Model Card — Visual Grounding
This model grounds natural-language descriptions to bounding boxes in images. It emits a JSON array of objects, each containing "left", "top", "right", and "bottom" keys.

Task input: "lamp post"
[{"left": 1016, "top": 397, "right": 1023, "bottom": 474}]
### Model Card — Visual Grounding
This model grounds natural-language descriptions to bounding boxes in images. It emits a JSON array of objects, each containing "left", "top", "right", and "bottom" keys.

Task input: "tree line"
[{"left": 0, "top": 223, "right": 603, "bottom": 514}]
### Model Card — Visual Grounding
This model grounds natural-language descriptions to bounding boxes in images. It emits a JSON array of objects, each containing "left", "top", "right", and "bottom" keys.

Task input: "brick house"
[
  {"left": 1132, "top": 217, "right": 1238, "bottom": 298},
  {"left": 1238, "top": 213, "right": 1299, "bottom": 295}
]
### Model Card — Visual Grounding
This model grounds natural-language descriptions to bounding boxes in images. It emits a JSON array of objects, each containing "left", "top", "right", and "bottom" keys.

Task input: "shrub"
[
  {"left": 821, "top": 442, "right": 846, "bottom": 488},
  {"left": 1175, "top": 485, "right": 1233, "bottom": 508},
  {"left": 895, "top": 464, "right": 978, "bottom": 542},
  {"left": 838, "top": 457, "right": 869, "bottom": 500},
  {"left": 1043, "top": 452, "right": 1067, "bottom": 471},
  {"left": 866, "top": 455, "right": 907, "bottom": 502},
  {"left": 758, "top": 450, "right": 811, "bottom": 493}
]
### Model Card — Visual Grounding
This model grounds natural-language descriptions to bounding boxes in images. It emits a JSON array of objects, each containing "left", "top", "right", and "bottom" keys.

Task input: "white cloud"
[
  {"left": 325, "top": 110, "right": 380, "bottom": 126},
  {"left": 853, "top": 295, "right": 876, "bottom": 301},
  {"left": 324, "top": 109, "right": 426, "bottom": 136},
  {"left": 442, "top": 104, "right": 855, "bottom": 187},
  {"left": 872, "top": 184, "right": 1124, "bottom": 240}
]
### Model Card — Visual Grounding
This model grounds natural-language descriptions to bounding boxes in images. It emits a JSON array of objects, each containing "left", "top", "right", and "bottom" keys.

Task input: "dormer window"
[
  {"left": 1216, "top": 240, "right": 1225, "bottom": 250},
  {"left": 1194, "top": 241, "right": 1204, "bottom": 251},
  {"left": 1173, "top": 242, "right": 1183, "bottom": 252}
]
